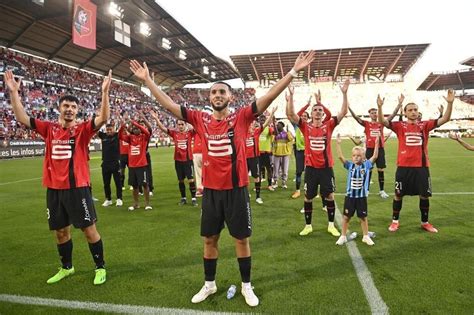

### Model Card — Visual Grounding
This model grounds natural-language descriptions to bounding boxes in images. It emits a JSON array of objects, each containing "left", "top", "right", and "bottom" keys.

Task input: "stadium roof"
[
  {"left": 460, "top": 57, "right": 474, "bottom": 67},
  {"left": 230, "top": 44, "right": 430, "bottom": 83},
  {"left": 417, "top": 68, "right": 474, "bottom": 91},
  {"left": 0, "top": 0, "right": 240, "bottom": 87}
]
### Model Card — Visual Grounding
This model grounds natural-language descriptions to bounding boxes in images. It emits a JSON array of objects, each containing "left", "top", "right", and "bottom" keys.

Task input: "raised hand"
[
  {"left": 448, "top": 131, "right": 459, "bottom": 141},
  {"left": 377, "top": 94, "right": 385, "bottom": 107},
  {"left": 336, "top": 133, "right": 342, "bottom": 144},
  {"left": 102, "top": 70, "right": 112, "bottom": 93},
  {"left": 4, "top": 70, "right": 21, "bottom": 93},
  {"left": 443, "top": 89, "right": 455, "bottom": 103},
  {"left": 340, "top": 79, "right": 350, "bottom": 94},
  {"left": 314, "top": 90, "right": 321, "bottom": 103},
  {"left": 438, "top": 104, "right": 444, "bottom": 115},
  {"left": 306, "top": 95, "right": 312, "bottom": 105},
  {"left": 293, "top": 50, "right": 315, "bottom": 72},
  {"left": 398, "top": 93, "right": 405, "bottom": 105},
  {"left": 130, "top": 60, "right": 151, "bottom": 81}
]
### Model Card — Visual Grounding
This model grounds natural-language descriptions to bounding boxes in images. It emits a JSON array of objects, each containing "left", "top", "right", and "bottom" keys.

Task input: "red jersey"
[
  {"left": 363, "top": 120, "right": 385, "bottom": 149},
  {"left": 299, "top": 117, "right": 338, "bottom": 168},
  {"left": 119, "top": 138, "right": 129, "bottom": 155},
  {"left": 192, "top": 133, "right": 203, "bottom": 154},
  {"left": 119, "top": 122, "right": 150, "bottom": 168},
  {"left": 245, "top": 127, "right": 262, "bottom": 158},
  {"left": 31, "top": 118, "right": 96, "bottom": 189},
  {"left": 389, "top": 120, "right": 437, "bottom": 167},
  {"left": 182, "top": 102, "right": 258, "bottom": 190},
  {"left": 168, "top": 129, "right": 195, "bottom": 162}
]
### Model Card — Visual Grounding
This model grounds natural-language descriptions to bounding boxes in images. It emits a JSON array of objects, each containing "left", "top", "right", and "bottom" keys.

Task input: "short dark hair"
[
  {"left": 368, "top": 108, "right": 377, "bottom": 113},
  {"left": 105, "top": 123, "right": 113, "bottom": 128},
  {"left": 210, "top": 81, "right": 232, "bottom": 91},
  {"left": 58, "top": 95, "right": 79, "bottom": 105}
]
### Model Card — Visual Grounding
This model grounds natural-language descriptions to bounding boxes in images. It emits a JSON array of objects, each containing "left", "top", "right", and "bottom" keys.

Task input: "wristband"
[{"left": 289, "top": 68, "right": 298, "bottom": 78}]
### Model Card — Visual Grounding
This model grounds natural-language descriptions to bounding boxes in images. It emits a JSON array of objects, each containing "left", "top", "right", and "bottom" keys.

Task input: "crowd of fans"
[{"left": 0, "top": 48, "right": 256, "bottom": 141}]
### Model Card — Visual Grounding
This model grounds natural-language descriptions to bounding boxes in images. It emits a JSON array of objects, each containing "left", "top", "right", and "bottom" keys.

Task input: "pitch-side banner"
[{"left": 72, "top": 0, "right": 97, "bottom": 50}]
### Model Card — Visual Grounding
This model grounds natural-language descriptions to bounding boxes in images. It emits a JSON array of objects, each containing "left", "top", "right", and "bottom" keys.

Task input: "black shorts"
[
  {"left": 259, "top": 152, "right": 272, "bottom": 169},
  {"left": 366, "top": 147, "right": 386, "bottom": 169},
  {"left": 120, "top": 154, "right": 128, "bottom": 169},
  {"left": 295, "top": 149, "right": 305, "bottom": 174},
  {"left": 128, "top": 166, "right": 149, "bottom": 188},
  {"left": 343, "top": 196, "right": 368, "bottom": 218},
  {"left": 247, "top": 157, "right": 260, "bottom": 178},
  {"left": 201, "top": 187, "right": 252, "bottom": 240},
  {"left": 175, "top": 160, "right": 194, "bottom": 180},
  {"left": 304, "top": 166, "right": 335, "bottom": 199},
  {"left": 395, "top": 167, "right": 432, "bottom": 197},
  {"left": 46, "top": 187, "right": 97, "bottom": 230}
]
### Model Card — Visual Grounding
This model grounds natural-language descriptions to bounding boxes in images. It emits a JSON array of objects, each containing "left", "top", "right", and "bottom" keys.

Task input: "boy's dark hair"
[{"left": 58, "top": 95, "right": 79, "bottom": 105}]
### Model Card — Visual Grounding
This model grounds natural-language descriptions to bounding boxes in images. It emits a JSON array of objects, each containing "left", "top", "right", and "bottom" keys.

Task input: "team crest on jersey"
[{"left": 361, "top": 169, "right": 365, "bottom": 176}]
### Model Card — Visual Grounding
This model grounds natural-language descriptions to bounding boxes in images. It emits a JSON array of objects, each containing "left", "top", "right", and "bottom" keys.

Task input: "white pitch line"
[
  {"left": 332, "top": 192, "right": 474, "bottom": 196},
  {"left": 0, "top": 294, "right": 241, "bottom": 315},
  {"left": 334, "top": 203, "right": 389, "bottom": 315},
  {"left": 0, "top": 167, "right": 100, "bottom": 186}
]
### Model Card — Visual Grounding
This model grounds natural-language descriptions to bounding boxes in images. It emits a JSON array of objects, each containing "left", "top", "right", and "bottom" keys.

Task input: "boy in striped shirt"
[{"left": 335, "top": 134, "right": 379, "bottom": 246}]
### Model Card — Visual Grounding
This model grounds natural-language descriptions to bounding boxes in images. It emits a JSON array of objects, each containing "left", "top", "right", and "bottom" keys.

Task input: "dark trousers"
[{"left": 102, "top": 162, "right": 122, "bottom": 200}]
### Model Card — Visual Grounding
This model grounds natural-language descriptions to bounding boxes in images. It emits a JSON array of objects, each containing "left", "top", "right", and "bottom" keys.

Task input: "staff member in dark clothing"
[{"left": 98, "top": 123, "right": 123, "bottom": 206}]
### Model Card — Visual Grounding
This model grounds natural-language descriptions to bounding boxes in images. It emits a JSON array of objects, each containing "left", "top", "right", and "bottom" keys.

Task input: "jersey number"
[
  {"left": 208, "top": 139, "right": 233, "bottom": 157},
  {"left": 309, "top": 140, "right": 325, "bottom": 151},
  {"left": 130, "top": 145, "right": 141, "bottom": 156},
  {"left": 406, "top": 135, "right": 422, "bottom": 146},
  {"left": 52, "top": 145, "right": 72, "bottom": 159}
]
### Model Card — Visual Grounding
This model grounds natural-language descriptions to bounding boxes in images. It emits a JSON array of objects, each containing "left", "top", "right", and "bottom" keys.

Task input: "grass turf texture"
[{"left": 0, "top": 138, "right": 473, "bottom": 314}]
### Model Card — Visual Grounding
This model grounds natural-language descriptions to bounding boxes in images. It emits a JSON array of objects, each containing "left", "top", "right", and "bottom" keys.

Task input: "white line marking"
[
  {"left": 0, "top": 167, "right": 100, "bottom": 186},
  {"left": 0, "top": 294, "right": 241, "bottom": 315},
  {"left": 334, "top": 203, "right": 389, "bottom": 315},
  {"left": 333, "top": 192, "right": 474, "bottom": 196}
]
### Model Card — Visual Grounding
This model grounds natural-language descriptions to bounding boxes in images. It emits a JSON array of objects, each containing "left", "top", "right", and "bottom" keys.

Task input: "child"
[{"left": 335, "top": 134, "right": 379, "bottom": 246}]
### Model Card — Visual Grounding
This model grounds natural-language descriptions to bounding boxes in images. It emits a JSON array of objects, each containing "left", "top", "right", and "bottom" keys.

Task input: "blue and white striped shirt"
[{"left": 344, "top": 160, "right": 373, "bottom": 198}]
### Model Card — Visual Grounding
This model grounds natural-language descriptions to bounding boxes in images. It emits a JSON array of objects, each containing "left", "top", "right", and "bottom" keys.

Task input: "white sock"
[
  {"left": 205, "top": 280, "right": 216, "bottom": 288},
  {"left": 242, "top": 282, "right": 252, "bottom": 289},
  {"left": 392, "top": 220, "right": 399, "bottom": 223},
  {"left": 328, "top": 222, "right": 335, "bottom": 228}
]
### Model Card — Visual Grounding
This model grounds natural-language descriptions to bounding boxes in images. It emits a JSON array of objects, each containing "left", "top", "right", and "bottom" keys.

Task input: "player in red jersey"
[
  {"left": 151, "top": 111, "right": 198, "bottom": 206},
  {"left": 118, "top": 117, "right": 152, "bottom": 211},
  {"left": 245, "top": 107, "right": 276, "bottom": 204},
  {"left": 378, "top": 90, "right": 454, "bottom": 233},
  {"left": 286, "top": 81, "right": 350, "bottom": 238},
  {"left": 130, "top": 51, "right": 314, "bottom": 307},
  {"left": 5, "top": 69, "right": 112, "bottom": 285},
  {"left": 348, "top": 94, "right": 404, "bottom": 199}
]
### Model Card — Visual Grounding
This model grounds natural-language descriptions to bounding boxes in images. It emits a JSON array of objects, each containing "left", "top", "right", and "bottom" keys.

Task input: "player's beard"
[{"left": 211, "top": 100, "right": 229, "bottom": 112}]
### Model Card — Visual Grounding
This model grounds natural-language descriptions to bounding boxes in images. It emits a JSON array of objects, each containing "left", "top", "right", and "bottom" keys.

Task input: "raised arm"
[
  {"left": 131, "top": 120, "right": 150, "bottom": 137},
  {"left": 336, "top": 79, "right": 350, "bottom": 123},
  {"left": 336, "top": 134, "right": 347, "bottom": 164},
  {"left": 369, "top": 137, "right": 380, "bottom": 163},
  {"left": 437, "top": 89, "right": 454, "bottom": 126},
  {"left": 4, "top": 70, "right": 31, "bottom": 128},
  {"left": 377, "top": 94, "right": 390, "bottom": 128},
  {"left": 256, "top": 51, "right": 315, "bottom": 114},
  {"left": 94, "top": 70, "right": 112, "bottom": 130},
  {"left": 262, "top": 106, "right": 277, "bottom": 129},
  {"left": 139, "top": 111, "right": 152, "bottom": 130},
  {"left": 349, "top": 135, "right": 362, "bottom": 145},
  {"left": 285, "top": 85, "right": 299, "bottom": 125},
  {"left": 449, "top": 132, "right": 474, "bottom": 151},
  {"left": 386, "top": 94, "right": 404, "bottom": 122},
  {"left": 130, "top": 60, "right": 183, "bottom": 119},
  {"left": 437, "top": 104, "right": 444, "bottom": 119},
  {"left": 348, "top": 106, "right": 364, "bottom": 126},
  {"left": 296, "top": 95, "right": 311, "bottom": 117},
  {"left": 149, "top": 110, "right": 168, "bottom": 133}
]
